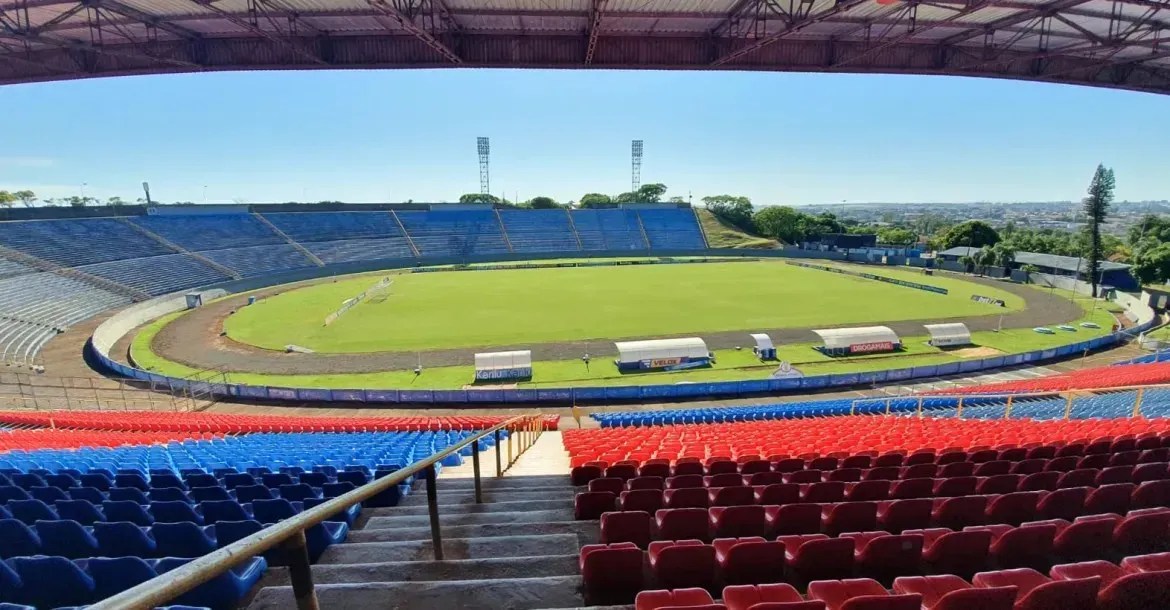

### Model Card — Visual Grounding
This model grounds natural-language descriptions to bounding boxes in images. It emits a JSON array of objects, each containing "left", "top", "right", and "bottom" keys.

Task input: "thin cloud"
[{"left": 0, "top": 156, "right": 56, "bottom": 168}]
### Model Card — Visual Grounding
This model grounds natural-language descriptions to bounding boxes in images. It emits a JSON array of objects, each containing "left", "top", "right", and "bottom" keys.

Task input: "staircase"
[
  {"left": 117, "top": 217, "right": 242, "bottom": 280},
  {"left": 247, "top": 432, "right": 592, "bottom": 610},
  {"left": 251, "top": 213, "right": 325, "bottom": 267}
]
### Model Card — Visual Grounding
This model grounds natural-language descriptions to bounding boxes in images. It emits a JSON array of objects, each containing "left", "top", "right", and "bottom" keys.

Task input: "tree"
[
  {"left": 0, "top": 191, "right": 15, "bottom": 208},
  {"left": 106, "top": 196, "right": 125, "bottom": 207},
  {"left": 42, "top": 198, "right": 58, "bottom": 207},
  {"left": 579, "top": 193, "right": 613, "bottom": 208},
  {"left": 877, "top": 227, "right": 917, "bottom": 246},
  {"left": 527, "top": 196, "right": 561, "bottom": 209},
  {"left": 991, "top": 243, "right": 1016, "bottom": 275},
  {"left": 13, "top": 190, "right": 36, "bottom": 208},
  {"left": 753, "top": 206, "right": 804, "bottom": 244},
  {"left": 458, "top": 193, "right": 500, "bottom": 204},
  {"left": 637, "top": 183, "right": 667, "bottom": 202},
  {"left": 974, "top": 246, "right": 996, "bottom": 276},
  {"left": 940, "top": 220, "right": 1000, "bottom": 249},
  {"left": 1128, "top": 214, "right": 1170, "bottom": 246},
  {"left": 798, "top": 212, "right": 844, "bottom": 241},
  {"left": 667, "top": 196, "right": 687, "bottom": 204},
  {"left": 1133, "top": 243, "right": 1170, "bottom": 285},
  {"left": 702, "top": 195, "right": 754, "bottom": 232},
  {"left": 958, "top": 255, "right": 976, "bottom": 274},
  {"left": 613, "top": 191, "right": 639, "bottom": 204},
  {"left": 1082, "top": 164, "right": 1115, "bottom": 297}
]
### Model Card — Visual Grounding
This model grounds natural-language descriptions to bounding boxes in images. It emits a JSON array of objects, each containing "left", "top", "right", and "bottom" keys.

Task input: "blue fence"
[{"left": 92, "top": 331, "right": 1137, "bottom": 406}]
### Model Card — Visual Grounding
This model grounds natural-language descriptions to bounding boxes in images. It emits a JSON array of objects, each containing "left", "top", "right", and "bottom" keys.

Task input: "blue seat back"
[
  {"left": 8, "top": 499, "right": 56, "bottom": 524},
  {"left": 102, "top": 500, "right": 155, "bottom": 526},
  {"left": 0, "top": 520, "right": 40, "bottom": 559},
  {"left": 87, "top": 556, "right": 159, "bottom": 600},
  {"left": 108, "top": 487, "right": 150, "bottom": 504},
  {"left": 150, "top": 500, "right": 203, "bottom": 524},
  {"left": 55, "top": 499, "right": 105, "bottom": 525},
  {"left": 153, "top": 522, "right": 217, "bottom": 558},
  {"left": 35, "top": 519, "right": 100, "bottom": 558},
  {"left": 94, "top": 521, "right": 157, "bottom": 558},
  {"left": 8, "top": 556, "right": 95, "bottom": 608}
]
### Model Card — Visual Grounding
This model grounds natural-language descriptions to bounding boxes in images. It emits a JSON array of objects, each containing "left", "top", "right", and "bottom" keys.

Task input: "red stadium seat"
[
  {"left": 711, "top": 486, "right": 756, "bottom": 508},
  {"left": 844, "top": 531, "right": 924, "bottom": 584},
  {"left": 973, "top": 568, "right": 1099, "bottom": 610},
  {"left": 723, "top": 583, "right": 815, "bottom": 610},
  {"left": 804, "top": 482, "right": 846, "bottom": 504},
  {"left": 657, "top": 508, "right": 711, "bottom": 542},
  {"left": 757, "top": 484, "right": 801, "bottom": 506},
  {"left": 893, "top": 574, "right": 1017, "bottom": 610},
  {"left": 710, "top": 505, "right": 768, "bottom": 538},
  {"left": 1112, "top": 509, "right": 1170, "bottom": 555},
  {"left": 622, "top": 490, "right": 667, "bottom": 513},
  {"left": 822, "top": 502, "right": 878, "bottom": 536},
  {"left": 807, "top": 578, "right": 921, "bottom": 610},
  {"left": 666, "top": 488, "right": 711, "bottom": 510},
  {"left": 878, "top": 499, "right": 933, "bottom": 534},
  {"left": 629, "top": 476, "right": 667, "bottom": 491},
  {"left": 911, "top": 528, "right": 992, "bottom": 578},
  {"left": 1041, "top": 515, "right": 1119, "bottom": 561},
  {"left": 968, "top": 523, "right": 1055, "bottom": 570},
  {"left": 581, "top": 542, "right": 644, "bottom": 605},
  {"left": 780, "top": 535, "right": 855, "bottom": 585},
  {"left": 714, "top": 537, "right": 786, "bottom": 586},
  {"left": 932, "top": 495, "right": 988, "bottom": 530},
  {"left": 1019, "top": 472, "right": 1060, "bottom": 492},
  {"left": 846, "top": 481, "right": 891, "bottom": 502},
  {"left": 572, "top": 465, "right": 603, "bottom": 486},
  {"left": 985, "top": 492, "right": 1041, "bottom": 526},
  {"left": 978, "top": 475, "right": 1023, "bottom": 495},
  {"left": 589, "top": 478, "right": 625, "bottom": 494},
  {"left": 890, "top": 478, "right": 934, "bottom": 500},
  {"left": 1132, "top": 479, "right": 1170, "bottom": 509},
  {"left": 1038, "top": 487, "right": 1088, "bottom": 521},
  {"left": 767, "top": 504, "right": 823, "bottom": 536},
  {"left": 1084, "top": 483, "right": 1135, "bottom": 515},
  {"left": 635, "top": 588, "right": 716, "bottom": 610},
  {"left": 575, "top": 491, "right": 617, "bottom": 520},
  {"left": 602, "top": 510, "right": 652, "bottom": 548},
  {"left": 1120, "top": 551, "right": 1170, "bottom": 573},
  {"left": 649, "top": 540, "right": 717, "bottom": 590}
]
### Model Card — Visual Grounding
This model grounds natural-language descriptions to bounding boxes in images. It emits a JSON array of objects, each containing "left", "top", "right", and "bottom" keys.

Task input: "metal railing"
[
  {"left": 88, "top": 414, "right": 546, "bottom": 610},
  {"left": 850, "top": 382, "right": 1170, "bottom": 420}
]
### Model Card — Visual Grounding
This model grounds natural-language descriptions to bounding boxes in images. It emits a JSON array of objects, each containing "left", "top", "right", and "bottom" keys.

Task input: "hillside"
[{"left": 694, "top": 208, "right": 780, "bottom": 249}]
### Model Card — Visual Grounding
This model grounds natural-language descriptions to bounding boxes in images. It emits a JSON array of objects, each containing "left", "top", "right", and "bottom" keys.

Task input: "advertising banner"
[
  {"left": 331, "top": 389, "right": 365, "bottom": 402},
  {"left": 364, "top": 390, "right": 399, "bottom": 402},
  {"left": 849, "top": 341, "right": 895, "bottom": 354},
  {"left": 267, "top": 387, "right": 298, "bottom": 401}
]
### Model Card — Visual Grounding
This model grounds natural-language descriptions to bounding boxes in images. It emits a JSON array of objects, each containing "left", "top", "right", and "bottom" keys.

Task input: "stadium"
[{"left": 4, "top": 0, "right": 1170, "bottom": 608}]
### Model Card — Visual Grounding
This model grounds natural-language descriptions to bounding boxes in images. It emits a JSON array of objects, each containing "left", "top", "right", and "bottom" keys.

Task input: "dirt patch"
[
  {"left": 149, "top": 268, "right": 1085, "bottom": 375},
  {"left": 951, "top": 346, "right": 1005, "bottom": 359}
]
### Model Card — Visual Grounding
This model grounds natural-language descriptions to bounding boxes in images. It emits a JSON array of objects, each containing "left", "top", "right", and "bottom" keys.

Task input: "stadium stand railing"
[{"left": 65, "top": 414, "right": 545, "bottom": 610}]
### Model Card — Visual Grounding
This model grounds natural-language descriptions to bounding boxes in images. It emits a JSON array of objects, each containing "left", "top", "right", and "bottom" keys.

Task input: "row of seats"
[
  {"left": 571, "top": 445, "right": 1170, "bottom": 484},
  {"left": 584, "top": 511, "right": 1170, "bottom": 599},
  {"left": 577, "top": 474, "right": 1170, "bottom": 521},
  {"left": 0, "top": 411, "right": 524, "bottom": 433},
  {"left": 0, "top": 465, "right": 375, "bottom": 491},
  {"left": 631, "top": 556, "right": 1170, "bottom": 610},
  {"left": 930, "top": 362, "right": 1170, "bottom": 395},
  {"left": 593, "top": 486, "right": 1169, "bottom": 546},
  {"left": 564, "top": 419, "right": 1170, "bottom": 464},
  {"left": 0, "top": 554, "right": 264, "bottom": 610},
  {"left": 0, "top": 513, "right": 347, "bottom": 562},
  {"left": 0, "top": 430, "right": 219, "bottom": 453}
]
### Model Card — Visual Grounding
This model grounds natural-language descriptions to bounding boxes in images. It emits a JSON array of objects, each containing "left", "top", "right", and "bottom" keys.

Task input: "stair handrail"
[
  {"left": 849, "top": 381, "right": 1170, "bottom": 418},
  {"left": 88, "top": 413, "right": 547, "bottom": 610}
]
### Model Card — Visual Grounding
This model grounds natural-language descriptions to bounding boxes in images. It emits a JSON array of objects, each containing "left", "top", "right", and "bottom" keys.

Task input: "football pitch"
[{"left": 224, "top": 261, "right": 1025, "bottom": 354}]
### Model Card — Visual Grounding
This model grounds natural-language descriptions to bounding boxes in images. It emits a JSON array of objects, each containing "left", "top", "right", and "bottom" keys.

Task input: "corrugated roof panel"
[
  {"left": 274, "top": 0, "right": 372, "bottom": 11},
  {"left": 608, "top": 0, "right": 735, "bottom": 13},
  {"left": 445, "top": 0, "right": 587, "bottom": 11},
  {"left": 114, "top": 0, "right": 215, "bottom": 18},
  {"left": 952, "top": 6, "right": 1028, "bottom": 25}
]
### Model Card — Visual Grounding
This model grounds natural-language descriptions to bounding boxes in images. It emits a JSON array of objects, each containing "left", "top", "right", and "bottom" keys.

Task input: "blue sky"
[{"left": 0, "top": 68, "right": 1167, "bottom": 206}]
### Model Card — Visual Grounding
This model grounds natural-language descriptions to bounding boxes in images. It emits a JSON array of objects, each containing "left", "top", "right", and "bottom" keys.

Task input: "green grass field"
[
  {"left": 126, "top": 262, "right": 1120, "bottom": 391},
  {"left": 225, "top": 261, "right": 1025, "bottom": 353}
]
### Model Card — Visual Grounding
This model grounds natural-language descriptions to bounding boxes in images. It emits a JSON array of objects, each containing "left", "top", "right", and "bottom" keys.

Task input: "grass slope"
[
  {"left": 224, "top": 261, "right": 1024, "bottom": 353},
  {"left": 695, "top": 209, "right": 780, "bottom": 249}
]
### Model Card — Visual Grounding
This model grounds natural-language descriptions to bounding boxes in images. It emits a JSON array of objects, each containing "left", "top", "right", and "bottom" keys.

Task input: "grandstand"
[{"left": 0, "top": 206, "right": 706, "bottom": 369}]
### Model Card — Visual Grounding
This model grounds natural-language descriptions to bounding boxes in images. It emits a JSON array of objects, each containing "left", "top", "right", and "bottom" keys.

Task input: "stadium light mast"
[
  {"left": 631, "top": 140, "right": 643, "bottom": 192},
  {"left": 477, "top": 137, "right": 491, "bottom": 195}
]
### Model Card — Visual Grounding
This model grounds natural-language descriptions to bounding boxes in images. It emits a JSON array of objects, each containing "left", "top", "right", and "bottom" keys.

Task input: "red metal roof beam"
[
  {"left": 365, "top": 0, "right": 461, "bottom": 64},
  {"left": 584, "top": 0, "right": 605, "bottom": 65},
  {"left": 711, "top": 0, "right": 874, "bottom": 66}
]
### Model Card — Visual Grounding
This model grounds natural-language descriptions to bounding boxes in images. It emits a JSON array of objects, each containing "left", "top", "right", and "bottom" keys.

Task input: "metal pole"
[
  {"left": 494, "top": 429, "right": 502, "bottom": 477},
  {"left": 916, "top": 396, "right": 924, "bottom": 418},
  {"left": 885, "top": 398, "right": 892, "bottom": 416},
  {"left": 281, "top": 530, "right": 319, "bottom": 610},
  {"left": 508, "top": 425, "right": 514, "bottom": 467},
  {"left": 1064, "top": 393, "right": 1075, "bottom": 420},
  {"left": 471, "top": 439, "right": 483, "bottom": 504},
  {"left": 850, "top": 401, "right": 857, "bottom": 416},
  {"left": 1133, "top": 388, "right": 1145, "bottom": 419},
  {"left": 956, "top": 397, "right": 964, "bottom": 419},
  {"left": 425, "top": 464, "right": 443, "bottom": 560},
  {"left": 1004, "top": 395, "right": 1014, "bottom": 419}
]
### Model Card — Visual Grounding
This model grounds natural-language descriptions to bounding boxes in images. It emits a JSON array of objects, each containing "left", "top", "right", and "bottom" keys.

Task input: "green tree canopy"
[
  {"left": 13, "top": 190, "right": 36, "bottom": 207},
  {"left": 579, "top": 193, "right": 614, "bottom": 208},
  {"left": 458, "top": 193, "right": 501, "bottom": 204},
  {"left": 702, "top": 195, "right": 753, "bottom": 232},
  {"left": 1133, "top": 243, "right": 1170, "bottom": 285},
  {"left": 877, "top": 227, "right": 917, "bottom": 246},
  {"left": 752, "top": 206, "right": 804, "bottom": 244},
  {"left": 940, "top": 220, "right": 1000, "bottom": 249},
  {"left": 526, "top": 196, "right": 561, "bottom": 209},
  {"left": 0, "top": 191, "right": 15, "bottom": 208},
  {"left": 1082, "top": 164, "right": 1115, "bottom": 296}
]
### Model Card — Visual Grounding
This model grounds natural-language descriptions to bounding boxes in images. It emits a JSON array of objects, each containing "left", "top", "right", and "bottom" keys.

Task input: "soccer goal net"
[{"left": 324, "top": 276, "right": 393, "bottom": 326}]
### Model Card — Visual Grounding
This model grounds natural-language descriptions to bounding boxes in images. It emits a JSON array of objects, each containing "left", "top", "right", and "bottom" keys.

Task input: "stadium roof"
[
  {"left": 940, "top": 245, "right": 1132, "bottom": 270},
  {"left": 0, "top": 0, "right": 1168, "bottom": 92}
]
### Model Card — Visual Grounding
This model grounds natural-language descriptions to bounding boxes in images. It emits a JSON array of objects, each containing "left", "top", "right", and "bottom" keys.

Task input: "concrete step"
[
  {"left": 248, "top": 575, "right": 585, "bottom": 610},
  {"left": 364, "top": 509, "right": 574, "bottom": 530},
  {"left": 264, "top": 554, "right": 578, "bottom": 586},
  {"left": 436, "top": 474, "right": 572, "bottom": 489},
  {"left": 318, "top": 534, "right": 580, "bottom": 564},
  {"left": 368, "top": 498, "right": 574, "bottom": 517},
  {"left": 347, "top": 520, "right": 598, "bottom": 544},
  {"left": 399, "top": 489, "right": 575, "bottom": 507}
]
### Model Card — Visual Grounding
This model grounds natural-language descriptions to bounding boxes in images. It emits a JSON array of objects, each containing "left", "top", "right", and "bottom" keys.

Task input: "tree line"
[
  {"left": 0, "top": 190, "right": 141, "bottom": 208},
  {"left": 457, "top": 183, "right": 675, "bottom": 209}
]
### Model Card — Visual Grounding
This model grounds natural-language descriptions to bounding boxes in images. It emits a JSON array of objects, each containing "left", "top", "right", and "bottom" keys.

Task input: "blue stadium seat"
[
  {"left": 151, "top": 501, "right": 204, "bottom": 525},
  {"left": 150, "top": 488, "right": 194, "bottom": 504},
  {"left": 0, "top": 487, "right": 29, "bottom": 503},
  {"left": 43, "top": 474, "right": 78, "bottom": 490},
  {"left": 94, "top": 521, "right": 158, "bottom": 558},
  {"left": 29, "top": 486, "right": 68, "bottom": 503},
  {"left": 153, "top": 521, "right": 217, "bottom": 557},
  {"left": 115, "top": 473, "right": 151, "bottom": 491},
  {"left": 7, "top": 556, "right": 96, "bottom": 608},
  {"left": 87, "top": 556, "right": 158, "bottom": 601},
  {"left": 150, "top": 473, "right": 187, "bottom": 490},
  {"left": 103, "top": 500, "right": 155, "bottom": 526},
  {"left": 0, "top": 520, "right": 40, "bottom": 558},
  {"left": 109, "top": 487, "right": 150, "bottom": 504},
  {"left": 297, "top": 472, "right": 329, "bottom": 488},
  {"left": 155, "top": 556, "right": 267, "bottom": 610},
  {"left": 80, "top": 473, "right": 112, "bottom": 491},
  {"left": 7, "top": 499, "right": 56, "bottom": 524},
  {"left": 189, "top": 486, "right": 232, "bottom": 503},
  {"left": 233, "top": 484, "right": 274, "bottom": 503},
  {"left": 213, "top": 519, "right": 263, "bottom": 548},
  {"left": 35, "top": 519, "right": 100, "bottom": 558},
  {"left": 279, "top": 484, "right": 319, "bottom": 502},
  {"left": 200, "top": 500, "right": 251, "bottom": 524},
  {"left": 68, "top": 487, "right": 107, "bottom": 504},
  {"left": 55, "top": 499, "right": 105, "bottom": 525}
]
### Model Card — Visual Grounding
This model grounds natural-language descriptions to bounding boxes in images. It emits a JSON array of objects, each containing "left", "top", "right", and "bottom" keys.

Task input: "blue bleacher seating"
[
  {"left": 77, "top": 254, "right": 230, "bottom": 295},
  {"left": 395, "top": 210, "right": 510, "bottom": 257},
  {"left": 0, "top": 219, "right": 172, "bottom": 266},
  {"left": 637, "top": 208, "right": 706, "bottom": 249},
  {"left": 153, "top": 521, "right": 217, "bottom": 557},
  {"left": 36, "top": 519, "right": 100, "bottom": 558},
  {"left": 94, "top": 521, "right": 158, "bottom": 558},
  {"left": 199, "top": 244, "right": 315, "bottom": 277},
  {"left": 130, "top": 215, "right": 284, "bottom": 251},
  {"left": 262, "top": 211, "right": 403, "bottom": 242},
  {"left": 499, "top": 209, "right": 579, "bottom": 253},
  {"left": 0, "top": 520, "right": 40, "bottom": 559}
]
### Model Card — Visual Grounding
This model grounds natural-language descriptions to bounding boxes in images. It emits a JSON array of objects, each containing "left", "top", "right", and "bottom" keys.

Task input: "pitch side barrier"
[
  {"left": 785, "top": 260, "right": 949, "bottom": 295},
  {"left": 408, "top": 256, "right": 758, "bottom": 275},
  {"left": 87, "top": 252, "right": 1157, "bottom": 407}
]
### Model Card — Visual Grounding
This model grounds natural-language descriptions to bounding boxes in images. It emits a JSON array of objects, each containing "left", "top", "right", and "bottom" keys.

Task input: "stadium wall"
[{"left": 87, "top": 250, "right": 1157, "bottom": 406}]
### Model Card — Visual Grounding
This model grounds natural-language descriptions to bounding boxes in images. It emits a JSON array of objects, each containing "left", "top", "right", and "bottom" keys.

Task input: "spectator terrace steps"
[{"left": 247, "top": 431, "right": 592, "bottom": 610}]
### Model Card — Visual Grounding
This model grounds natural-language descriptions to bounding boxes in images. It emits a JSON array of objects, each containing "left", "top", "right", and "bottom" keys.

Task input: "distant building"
[
  {"left": 938, "top": 246, "right": 1137, "bottom": 291},
  {"left": 814, "top": 233, "right": 877, "bottom": 249}
]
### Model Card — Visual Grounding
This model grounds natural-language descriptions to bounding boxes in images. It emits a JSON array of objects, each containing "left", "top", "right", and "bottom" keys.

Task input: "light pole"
[
  {"left": 203, "top": 185, "right": 208, "bottom": 203},
  {"left": 80, "top": 183, "right": 87, "bottom": 198}
]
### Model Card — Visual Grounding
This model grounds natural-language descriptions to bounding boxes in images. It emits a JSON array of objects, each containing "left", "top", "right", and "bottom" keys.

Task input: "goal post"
[{"left": 324, "top": 276, "right": 393, "bottom": 326}]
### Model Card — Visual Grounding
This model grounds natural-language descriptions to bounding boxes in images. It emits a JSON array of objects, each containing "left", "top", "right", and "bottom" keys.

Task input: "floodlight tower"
[
  {"left": 631, "top": 140, "right": 643, "bottom": 192},
  {"left": 477, "top": 137, "right": 491, "bottom": 195}
]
